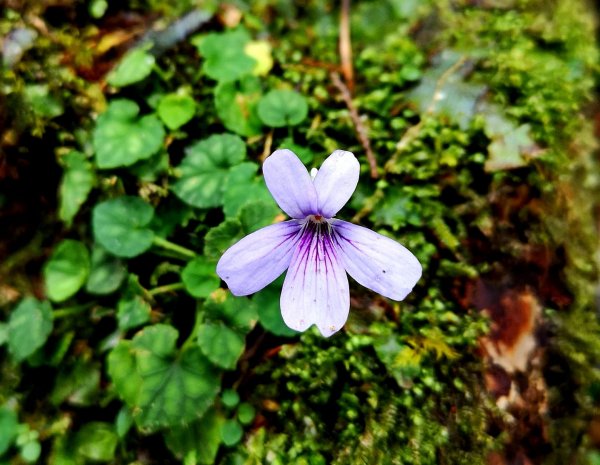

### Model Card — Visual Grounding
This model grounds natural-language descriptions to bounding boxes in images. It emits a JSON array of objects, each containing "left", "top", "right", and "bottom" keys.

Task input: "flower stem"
[
  {"left": 152, "top": 236, "right": 196, "bottom": 259},
  {"left": 148, "top": 282, "right": 186, "bottom": 296},
  {"left": 53, "top": 302, "right": 95, "bottom": 319}
]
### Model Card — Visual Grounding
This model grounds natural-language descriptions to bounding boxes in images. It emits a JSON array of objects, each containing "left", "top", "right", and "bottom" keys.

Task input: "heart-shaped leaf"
[
  {"left": 194, "top": 29, "right": 255, "bottom": 83},
  {"left": 172, "top": 134, "right": 246, "bottom": 209},
  {"left": 257, "top": 89, "right": 308, "bottom": 127},
  {"left": 107, "top": 324, "right": 221, "bottom": 432},
  {"left": 43, "top": 239, "right": 90, "bottom": 302},
  {"left": 93, "top": 99, "right": 165, "bottom": 169},
  {"left": 8, "top": 297, "right": 53, "bottom": 361},
  {"left": 92, "top": 196, "right": 155, "bottom": 258},
  {"left": 157, "top": 93, "right": 196, "bottom": 130}
]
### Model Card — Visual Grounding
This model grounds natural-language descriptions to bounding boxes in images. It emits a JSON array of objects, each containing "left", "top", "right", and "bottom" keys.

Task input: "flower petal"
[
  {"left": 217, "top": 220, "right": 302, "bottom": 296},
  {"left": 280, "top": 224, "right": 349, "bottom": 337},
  {"left": 263, "top": 149, "right": 318, "bottom": 219},
  {"left": 332, "top": 220, "right": 422, "bottom": 301},
  {"left": 313, "top": 150, "right": 360, "bottom": 218}
]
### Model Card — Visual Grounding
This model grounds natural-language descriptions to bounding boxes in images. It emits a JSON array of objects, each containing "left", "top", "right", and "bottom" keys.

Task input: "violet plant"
[{"left": 217, "top": 149, "right": 422, "bottom": 336}]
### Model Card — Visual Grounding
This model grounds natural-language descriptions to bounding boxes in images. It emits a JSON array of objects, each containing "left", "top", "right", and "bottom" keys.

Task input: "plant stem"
[
  {"left": 152, "top": 236, "right": 196, "bottom": 259},
  {"left": 148, "top": 282, "right": 186, "bottom": 296},
  {"left": 53, "top": 302, "right": 95, "bottom": 319}
]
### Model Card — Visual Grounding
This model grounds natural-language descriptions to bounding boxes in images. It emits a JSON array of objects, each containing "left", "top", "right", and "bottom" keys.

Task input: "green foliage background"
[{"left": 1, "top": 0, "right": 599, "bottom": 464}]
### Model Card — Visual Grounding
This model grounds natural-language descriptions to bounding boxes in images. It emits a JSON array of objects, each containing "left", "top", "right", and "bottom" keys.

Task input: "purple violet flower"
[{"left": 217, "top": 149, "right": 422, "bottom": 337}]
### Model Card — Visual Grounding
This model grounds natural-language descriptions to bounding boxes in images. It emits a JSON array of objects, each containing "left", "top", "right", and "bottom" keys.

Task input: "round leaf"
[
  {"left": 93, "top": 99, "right": 165, "bottom": 169},
  {"left": 215, "top": 76, "right": 262, "bottom": 136},
  {"left": 181, "top": 257, "right": 220, "bottom": 298},
  {"left": 107, "top": 324, "right": 221, "bottom": 432},
  {"left": 221, "top": 389, "right": 240, "bottom": 409},
  {"left": 20, "top": 441, "right": 41, "bottom": 463},
  {"left": 8, "top": 297, "right": 53, "bottom": 361},
  {"left": 237, "top": 402, "right": 255, "bottom": 425},
  {"left": 92, "top": 197, "right": 155, "bottom": 258},
  {"left": 106, "top": 48, "right": 155, "bottom": 87},
  {"left": 197, "top": 322, "right": 245, "bottom": 370},
  {"left": 172, "top": 134, "right": 246, "bottom": 208},
  {"left": 43, "top": 239, "right": 90, "bottom": 302},
  {"left": 257, "top": 89, "right": 308, "bottom": 127},
  {"left": 85, "top": 245, "right": 127, "bottom": 295},
  {"left": 220, "top": 419, "right": 243, "bottom": 447},
  {"left": 157, "top": 93, "right": 196, "bottom": 130},
  {"left": 75, "top": 422, "right": 118, "bottom": 462}
]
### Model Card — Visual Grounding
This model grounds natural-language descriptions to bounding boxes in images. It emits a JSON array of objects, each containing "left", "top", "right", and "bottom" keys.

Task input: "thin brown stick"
[
  {"left": 331, "top": 72, "right": 379, "bottom": 179},
  {"left": 339, "top": 0, "right": 354, "bottom": 91}
]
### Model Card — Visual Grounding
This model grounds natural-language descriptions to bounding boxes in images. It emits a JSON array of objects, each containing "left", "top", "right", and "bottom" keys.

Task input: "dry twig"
[{"left": 331, "top": 72, "right": 379, "bottom": 179}]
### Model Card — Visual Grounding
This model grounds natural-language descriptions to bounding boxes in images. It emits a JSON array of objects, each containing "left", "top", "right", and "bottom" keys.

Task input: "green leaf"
[
  {"left": 238, "top": 201, "right": 281, "bottom": 234},
  {"left": 165, "top": 408, "right": 224, "bottom": 465},
  {"left": 205, "top": 289, "right": 257, "bottom": 332},
  {"left": 220, "top": 419, "right": 243, "bottom": 447},
  {"left": 181, "top": 257, "right": 220, "bottom": 298},
  {"left": 197, "top": 322, "right": 245, "bottom": 370},
  {"left": 0, "top": 323, "right": 7, "bottom": 346},
  {"left": 117, "top": 276, "right": 151, "bottom": 331},
  {"left": 24, "top": 84, "right": 63, "bottom": 118},
  {"left": 257, "top": 89, "right": 309, "bottom": 127},
  {"left": 59, "top": 150, "right": 95, "bottom": 226},
  {"left": 254, "top": 285, "right": 297, "bottom": 337},
  {"left": 115, "top": 407, "right": 133, "bottom": 438},
  {"left": 215, "top": 76, "right": 262, "bottom": 136},
  {"left": 50, "top": 359, "right": 100, "bottom": 406},
  {"left": 278, "top": 138, "right": 315, "bottom": 164},
  {"left": 222, "top": 163, "right": 275, "bottom": 218},
  {"left": 237, "top": 403, "right": 255, "bottom": 425},
  {"left": 20, "top": 441, "right": 41, "bottom": 463},
  {"left": 106, "top": 48, "right": 155, "bottom": 87},
  {"left": 92, "top": 197, "right": 155, "bottom": 258},
  {"left": 194, "top": 29, "right": 256, "bottom": 83},
  {"left": 74, "top": 422, "right": 118, "bottom": 462},
  {"left": 93, "top": 99, "right": 165, "bottom": 169},
  {"left": 8, "top": 297, "right": 53, "bottom": 361},
  {"left": 203, "top": 219, "right": 243, "bottom": 259},
  {"left": 158, "top": 93, "right": 196, "bottom": 130},
  {"left": 43, "top": 240, "right": 90, "bottom": 302},
  {"left": 172, "top": 133, "right": 246, "bottom": 208},
  {"left": 221, "top": 389, "right": 240, "bottom": 409},
  {"left": 107, "top": 324, "right": 221, "bottom": 431},
  {"left": 85, "top": 245, "right": 127, "bottom": 295},
  {"left": 0, "top": 406, "right": 18, "bottom": 455}
]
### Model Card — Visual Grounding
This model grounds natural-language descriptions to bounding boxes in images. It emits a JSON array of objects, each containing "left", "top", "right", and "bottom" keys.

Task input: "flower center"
[{"left": 308, "top": 214, "right": 325, "bottom": 224}]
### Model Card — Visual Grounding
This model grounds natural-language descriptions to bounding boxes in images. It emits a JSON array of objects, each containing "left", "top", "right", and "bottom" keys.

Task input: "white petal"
[
  {"left": 217, "top": 220, "right": 302, "bottom": 296},
  {"left": 263, "top": 149, "right": 318, "bottom": 219},
  {"left": 280, "top": 225, "right": 349, "bottom": 337},
  {"left": 332, "top": 220, "right": 422, "bottom": 300},
  {"left": 313, "top": 150, "right": 360, "bottom": 218}
]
